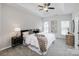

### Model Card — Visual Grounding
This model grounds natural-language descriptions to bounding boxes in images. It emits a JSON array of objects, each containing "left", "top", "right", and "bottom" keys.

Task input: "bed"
[{"left": 21, "top": 29, "right": 56, "bottom": 55}]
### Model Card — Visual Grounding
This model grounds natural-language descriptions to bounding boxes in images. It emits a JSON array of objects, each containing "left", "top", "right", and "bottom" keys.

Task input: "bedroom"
[{"left": 0, "top": 3, "right": 79, "bottom": 56}]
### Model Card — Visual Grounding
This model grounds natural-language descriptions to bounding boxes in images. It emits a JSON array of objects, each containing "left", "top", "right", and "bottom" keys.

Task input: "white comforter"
[{"left": 24, "top": 32, "right": 56, "bottom": 50}]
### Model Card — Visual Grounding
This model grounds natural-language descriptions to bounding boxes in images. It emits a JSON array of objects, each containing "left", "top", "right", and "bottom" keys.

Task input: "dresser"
[{"left": 66, "top": 32, "right": 74, "bottom": 47}]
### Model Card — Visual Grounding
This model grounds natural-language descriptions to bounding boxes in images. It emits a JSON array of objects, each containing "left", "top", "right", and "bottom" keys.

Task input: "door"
[
  {"left": 74, "top": 16, "right": 79, "bottom": 49},
  {"left": 78, "top": 19, "right": 79, "bottom": 46}
]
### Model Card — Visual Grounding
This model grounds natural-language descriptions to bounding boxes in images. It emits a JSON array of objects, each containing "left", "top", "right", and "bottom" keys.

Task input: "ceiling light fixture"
[
  {"left": 38, "top": 3, "right": 55, "bottom": 12},
  {"left": 43, "top": 6, "right": 48, "bottom": 11}
]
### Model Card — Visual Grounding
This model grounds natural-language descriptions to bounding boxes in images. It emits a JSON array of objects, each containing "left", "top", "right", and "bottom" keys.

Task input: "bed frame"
[
  {"left": 20, "top": 29, "right": 40, "bottom": 40},
  {"left": 21, "top": 29, "right": 30, "bottom": 38}
]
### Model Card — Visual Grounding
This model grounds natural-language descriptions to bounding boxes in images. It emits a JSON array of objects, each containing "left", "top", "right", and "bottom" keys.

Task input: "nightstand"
[{"left": 11, "top": 36, "right": 23, "bottom": 47}]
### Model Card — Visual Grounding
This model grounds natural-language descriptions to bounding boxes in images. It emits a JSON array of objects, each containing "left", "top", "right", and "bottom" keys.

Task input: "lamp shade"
[{"left": 14, "top": 28, "right": 21, "bottom": 32}]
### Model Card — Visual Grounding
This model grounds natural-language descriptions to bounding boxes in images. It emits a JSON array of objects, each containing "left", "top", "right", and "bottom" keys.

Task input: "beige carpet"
[{"left": 0, "top": 39, "right": 79, "bottom": 56}]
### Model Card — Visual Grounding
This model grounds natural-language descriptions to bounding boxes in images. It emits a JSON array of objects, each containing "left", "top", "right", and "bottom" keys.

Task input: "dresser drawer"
[{"left": 66, "top": 35, "right": 74, "bottom": 46}]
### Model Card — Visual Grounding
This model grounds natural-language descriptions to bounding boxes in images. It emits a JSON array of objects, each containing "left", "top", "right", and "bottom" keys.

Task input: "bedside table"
[{"left": 11, "top": 36, "right": 23, "bottom": 47}]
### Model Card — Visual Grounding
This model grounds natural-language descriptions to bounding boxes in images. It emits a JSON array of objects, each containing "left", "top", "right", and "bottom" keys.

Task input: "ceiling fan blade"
[
  {"left": 48, "top": 7, "right": 55, "bottom": 9},
  {"left": 44, "top": 3, "right": 50, "bottom": 6},
  {"left": 38, "top": 5, "right": 43, "bottom": 7},
  {"left": 46, "top": 10, "right": 48, "bottom": 12},
  {"left": 39, "top": 9, "right": 43, "bottom": 10},
  {"left": 44, "top": 3, "right": 47, "bottom": 6},
  {"left": 48, "top": 3, "right": 50, "bottom": 6}
]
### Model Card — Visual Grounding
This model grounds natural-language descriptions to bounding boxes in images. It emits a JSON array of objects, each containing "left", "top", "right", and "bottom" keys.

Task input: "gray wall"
[{"left": 0, "top": 4, "right": 42, "bottom": 50}]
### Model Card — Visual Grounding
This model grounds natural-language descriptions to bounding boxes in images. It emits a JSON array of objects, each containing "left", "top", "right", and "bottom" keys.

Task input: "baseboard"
[{"left": 0, "top": 45, "right": 11, "bottom": 51}]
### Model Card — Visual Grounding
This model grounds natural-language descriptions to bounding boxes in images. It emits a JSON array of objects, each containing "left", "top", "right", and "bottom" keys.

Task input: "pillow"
[
  {"left": 35, "top": 34, "right": 45, "bottom": 37},
  {"left": 29, "top": 31, "right": 33, "bottom": 34},
  {"left": 23, "top": 32, "right": 29, "bottom": 38}
]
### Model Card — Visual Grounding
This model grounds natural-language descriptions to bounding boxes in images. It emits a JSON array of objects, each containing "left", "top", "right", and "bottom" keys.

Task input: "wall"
[
  {"left": 0, "top": 4, "right": 42, "bottom": 50},
  {"left": 42, "top": 14, "right": 72, "bottom": 39}
]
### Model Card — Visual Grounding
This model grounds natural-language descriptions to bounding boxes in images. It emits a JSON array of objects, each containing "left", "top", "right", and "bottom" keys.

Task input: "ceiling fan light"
[{"left": 43, "top": 7, "right": 48, "bottom": 11}]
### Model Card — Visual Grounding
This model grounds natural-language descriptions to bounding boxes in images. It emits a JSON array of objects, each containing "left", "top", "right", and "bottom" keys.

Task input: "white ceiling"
[{"left": 11, "top": 3, "right": 79, "bottom": 17}]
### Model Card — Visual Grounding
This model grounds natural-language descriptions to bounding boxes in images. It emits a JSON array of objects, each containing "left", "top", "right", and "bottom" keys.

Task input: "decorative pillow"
[
  {"left": 29, "top": 31, "right": 33, "bottom": 34},
  {"left": 35, "top": 34, "right": 45, "bottom": 37}
]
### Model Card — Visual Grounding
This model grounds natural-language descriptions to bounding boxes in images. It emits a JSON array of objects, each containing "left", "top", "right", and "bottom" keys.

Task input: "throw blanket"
[{"left": 35, "top": 34, "right": 48, "bottom": 52}]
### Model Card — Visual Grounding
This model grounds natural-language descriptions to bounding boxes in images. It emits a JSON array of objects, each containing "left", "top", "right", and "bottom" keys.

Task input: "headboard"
[
  {"left": 20, "top": 29, "right": 40, "bottom": 38},
  {"left": 21, "top": 29, "right": 30, "bottom": 38}
]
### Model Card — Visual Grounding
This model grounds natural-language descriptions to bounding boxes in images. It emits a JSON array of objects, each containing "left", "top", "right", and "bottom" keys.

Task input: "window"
[
  {"left": 44, "top": 21, "right": 49, "bottom": 33},
  {"left": 61, "top": 21, "right": 70, "bottom": 35}
]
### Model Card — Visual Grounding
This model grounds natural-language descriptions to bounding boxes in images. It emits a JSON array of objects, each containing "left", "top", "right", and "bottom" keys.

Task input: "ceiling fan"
[{"left": 38, "top": 3, "right": 55, "bottom": 12}]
